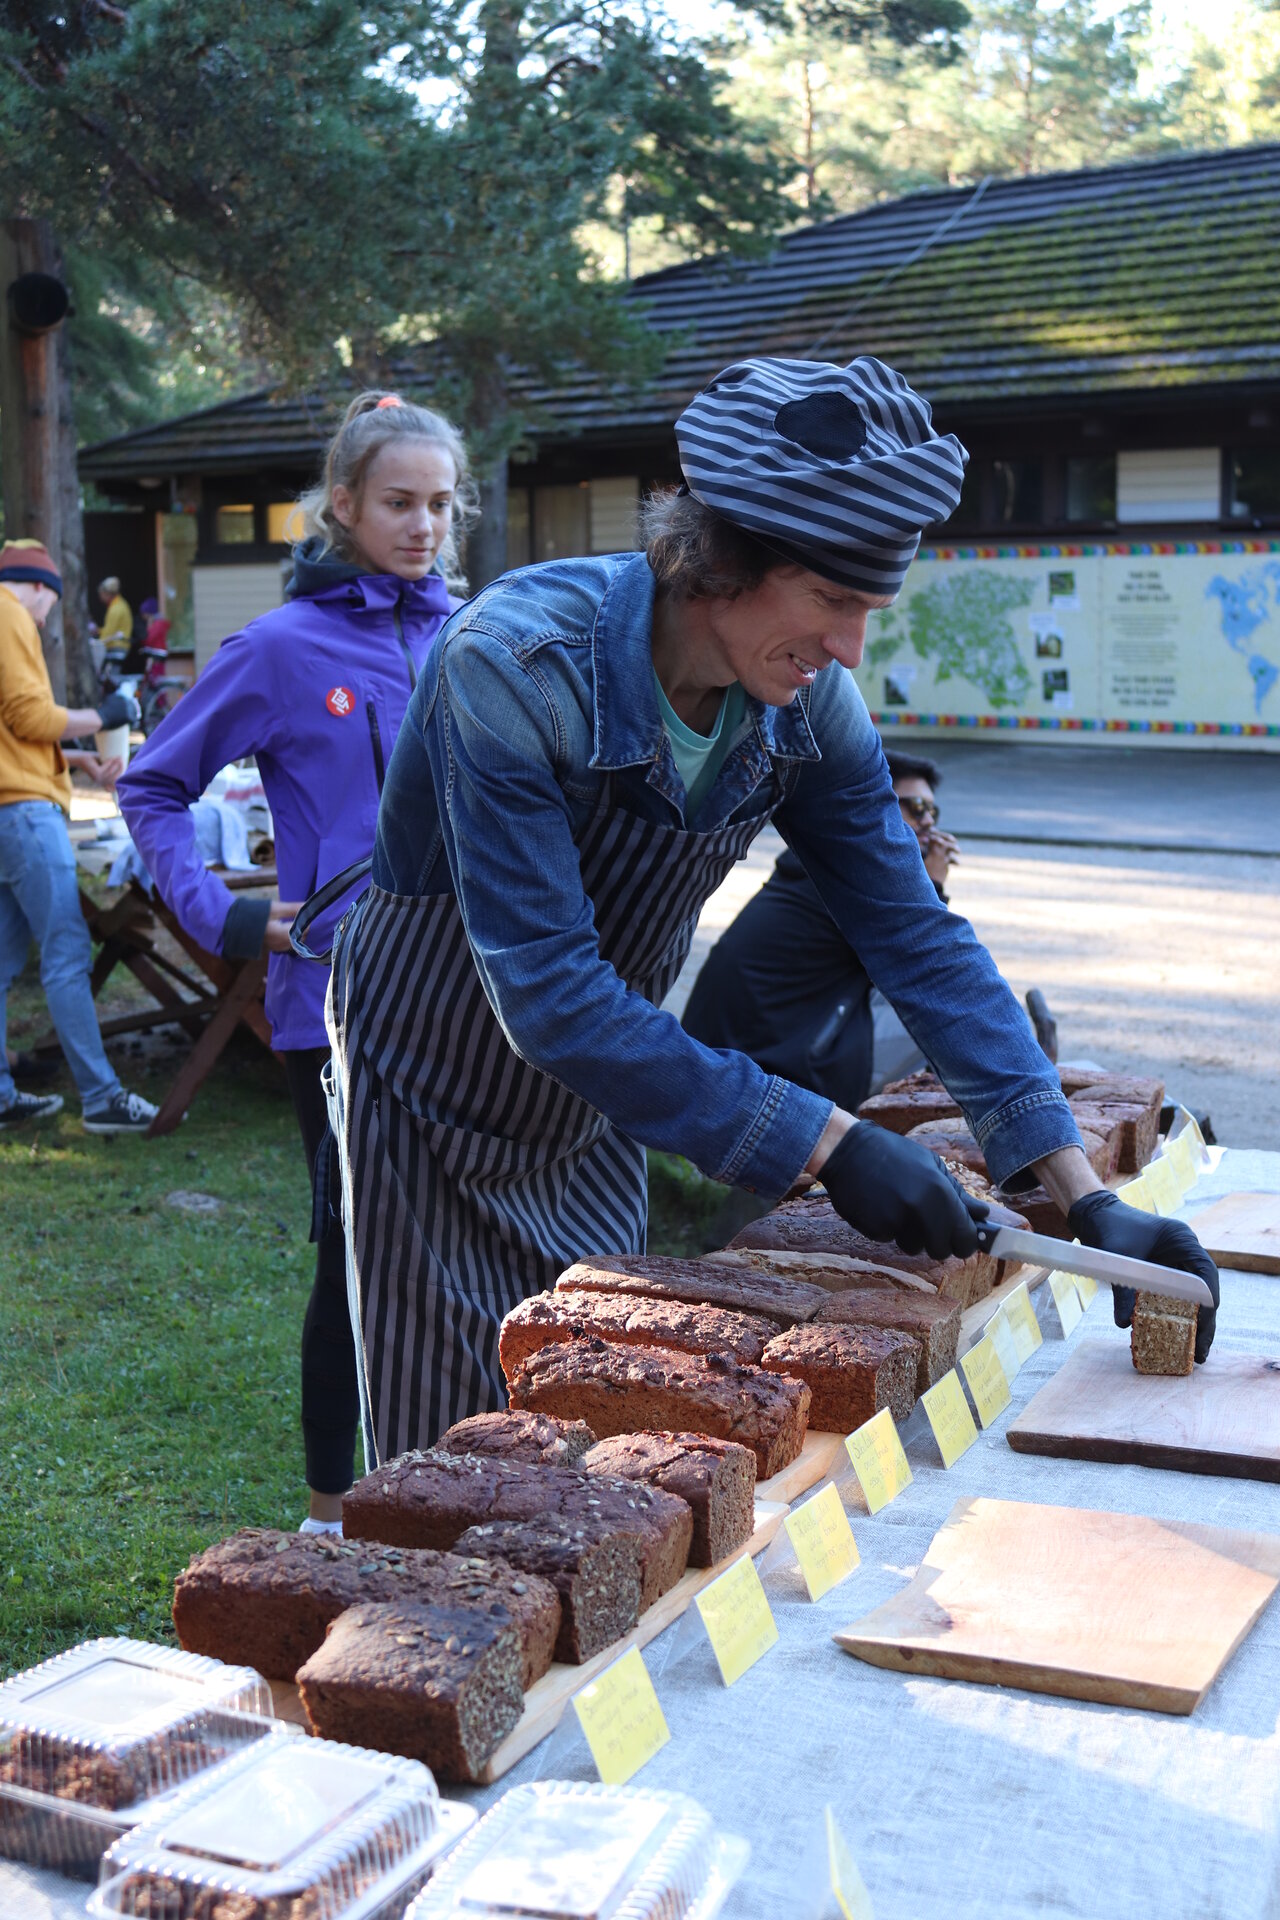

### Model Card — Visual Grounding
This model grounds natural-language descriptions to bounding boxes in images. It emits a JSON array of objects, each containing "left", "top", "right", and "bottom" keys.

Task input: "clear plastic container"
[
  {"left": 0, "top": 1637, "right": 275, "bottom": 1880},
  {"left": 405, "top": 1782, "right": 749, "bottom": 1920},
  {"left": 89, "top": 1732, "right": 475, "bottom": 1920}
]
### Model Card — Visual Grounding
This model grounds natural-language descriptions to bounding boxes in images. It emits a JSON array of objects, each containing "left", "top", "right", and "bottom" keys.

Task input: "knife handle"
[{"left": 973, "top": 1222, "right": 1001, "bottom": 1253}]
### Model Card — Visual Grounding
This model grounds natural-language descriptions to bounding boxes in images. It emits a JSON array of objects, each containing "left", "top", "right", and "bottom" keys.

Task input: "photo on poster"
[
  {"left": 1035, "top": 631, "right": 1063, "bottom": 658},
  {"left": 1048, "top": 569, "right": 1081, "bottom": 610},
  {"left": 1042, "top": 667, "right": 1070, "bottom": 701},
  {"left": 883, "top": 670, "right": 914, "bottom": 708}
]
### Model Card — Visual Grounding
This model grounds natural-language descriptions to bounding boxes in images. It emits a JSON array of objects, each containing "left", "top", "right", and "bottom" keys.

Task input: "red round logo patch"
[{"left": 325, "top": 686, "right": 355, "bottom": 717}]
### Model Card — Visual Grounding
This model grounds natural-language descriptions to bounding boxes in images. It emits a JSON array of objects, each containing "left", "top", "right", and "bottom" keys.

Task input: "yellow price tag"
[
  {"left": 844, "top": 1408, "right": 913, "bottom": 1515},
  {"left": 985, "top": 1305, "right": 1021, "bottom": 1382},
  {"left": 1167, "top": 1128, "right": 1199, "bottom": 1190},
  {"left": 695, "top": 1553, "right": 778, "bottom": 1686},
  {"left": 571, "top": 1645, "right": 669, "bottom": 1786},
  {"left": 959, "top": 1334, "right": 1012, "bottom": 1427},
  {"left": 785, "top": 1482, "right": 860, "bottom": 1601},
  {"left": 1073, "top": 1269, "right": 1099, "bottom": 1308},
  {"left": 1047, "top": 1268, "right": 1083, "bottom": 1338},
  {"left": 1003, "top": 1281, "right": 1043, "bottom": 1364},
  {"left": 1144, "top": 1156, "right": 1181, "bottom": 1216},
  {"left": 921, "top": 1369, "right": 979, "bottom": 1467},
  {"left": 1117, "top": 1174, "right": 1155, "bottom": 1212},
  {"left": 826, "top": 1806, "right": 874, "bottom": 1920}
]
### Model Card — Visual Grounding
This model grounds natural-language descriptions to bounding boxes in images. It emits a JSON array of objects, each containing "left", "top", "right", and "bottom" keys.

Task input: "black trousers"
[{"left": 283, "top": 1047, "right": 359, "bottom": 1495}]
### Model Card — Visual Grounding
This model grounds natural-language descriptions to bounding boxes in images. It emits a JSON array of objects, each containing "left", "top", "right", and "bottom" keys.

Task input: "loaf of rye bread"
[
  {"left": 436, "top": 1410, "right": 597, "bottom": 1469},
  {"left": 296, "top": 1601, "right": 524, "bottom": 1781},
  {"left": 171, "top": 1526, "right": 560, "bottom": 1689},
  {"left": 453, "top": 1519, "right": 643, "bottom": 1662},
  {"left": 707, "top": 1247, "right": 935, "bottom": 1295},
  {"left": 499, "top": 1288, "right": 773, "bottom": 1380},
  {"left": 584, "top": 1432, "right": 756, "bottom": 1568},
  {"left": 728, "top": 1193, "right": 1001, "bottom": 1307},
  {"left": 905, "top": 1115, "right": 1118, "bottom": 1186},
  {"left": 555, "top": 1253, "right": 828, "bottom": 1328},
  {"left": 812, "top": 1288, "right": 962, "bottom": 1394},
  {"left": 761, "top": 1323, "right": 919, "bottom": 1429},
  {"left": 855, "top": 1081, "right": 963, "bottom": 1134},
  {"left": 1130, "top": 1290, "right": 1198, "bottom": 1376},
  {"left": 342, "top": 1451, "right": 692, "bottom": 1612},
  {"left": 507, "top": 1336, "right": 811, "bottom": 1480},
  {"left": 1068, "top": 1094, "right": 1160, "bottom": 1174}
]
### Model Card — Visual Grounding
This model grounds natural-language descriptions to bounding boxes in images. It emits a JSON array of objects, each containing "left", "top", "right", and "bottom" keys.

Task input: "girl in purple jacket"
[{"left": 119, "top": 392, "right": 470, "bottom": 1531}]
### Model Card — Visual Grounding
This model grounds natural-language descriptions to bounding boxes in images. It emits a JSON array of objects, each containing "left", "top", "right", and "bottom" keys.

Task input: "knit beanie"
[{"left": 0, "top": 539, "right": 62, "bottom": 596}]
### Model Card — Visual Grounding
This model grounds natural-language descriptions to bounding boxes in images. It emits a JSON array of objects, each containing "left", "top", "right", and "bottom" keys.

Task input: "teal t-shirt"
[{"left": 653, "top": 673, "right": 747, "bottom": 820}]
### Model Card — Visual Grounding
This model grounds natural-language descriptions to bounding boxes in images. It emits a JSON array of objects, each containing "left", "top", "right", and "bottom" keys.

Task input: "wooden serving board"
[
  {"left": 1007, "top": 1337, "right": 1280, "bottom": 1481},
  {"left": 757, "top": 1428, "right": 845, "bottom": 1503},
  {"left": 834, "top": 1495, "right": 1280, "bottom": 1713},
  {"left": 1189, "top": 1191, "right": 1280, "bottom": 1274},
  {"left": 269, "top": 1497, "right": 790, "bottom": 1779}
]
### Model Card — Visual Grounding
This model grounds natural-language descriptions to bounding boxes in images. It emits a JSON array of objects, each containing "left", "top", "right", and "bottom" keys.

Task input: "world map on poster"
[
  {"left": 865, "top": 572, "right": 1035, "bottom": 710},
  {"left": 1206, "top": 564, "right": 1280, "bottom": 716}
]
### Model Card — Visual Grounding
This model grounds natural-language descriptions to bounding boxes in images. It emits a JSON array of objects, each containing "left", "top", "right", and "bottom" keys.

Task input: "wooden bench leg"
[{"left": 146, "top": 956, "right": 268, "bottom": 1137}]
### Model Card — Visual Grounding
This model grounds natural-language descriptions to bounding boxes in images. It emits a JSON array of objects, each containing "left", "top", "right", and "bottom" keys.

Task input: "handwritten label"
[
  {"left": 1117, "top": 1174, "right": 1156, "bottom": 1213},
  {"left": 1144, "top": 1156, "right": 1181, "bottom": 1216},
  {"left": 785, "top": 1483, "right": 860, "bottom": 1601},
  {"left": 959, "top": 1335, "right": 1012, "bottom": 1427},
  {"left": 695, "top": 1553, "right": 778, "bottom": 1686},
  {"left": 572, "top": 1646, "right": 669, "bottom": 1786},
  {"left": 1167, "top": 1128, "right": 1200, "bottom": 1191},
  {"left": 845, "top": 1410, "right": 913, "bottom": 1515},
  {"left": 1047, "top": 1268, "right": 1084, "bottom": 1338},
  {"left": 827, "top": 1806, "right": 875, "bottom": 1920},
  {"left": 1003, "top": 1281, "right": 1044, "bottom": 1364},
  {"left": 985, "top": 1305, "right": 1022, "bottom": 1382},
  {"left": 1073, "top": 1269, "right": 1099, "bottom": 1308},
  {"left": 921, "top": 1369, "right": 979, "bottom": 1467}
]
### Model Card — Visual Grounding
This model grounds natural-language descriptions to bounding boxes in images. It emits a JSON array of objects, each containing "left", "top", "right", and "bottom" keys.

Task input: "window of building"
[
  {"left": 534, "top": 484, "right": 590, "bottom": 561},
  {"left": 507, "top": 488, "right": 532, "bottom": 569},
  {"left": 267, "top": 501, "right": 304, "bottom": 544},
  {"left": 1116, "top": 448, "right": 1220, "bottom": 524},
  {"left": 213, "top": 503, "right": 256, "bottom": 545},
  {"left": 1228, "top": 449, "right": 1280, "bottom": 522},
  {"left": 990, "top": 459, "right": 1042, "bottom": 528},
  {"left": 1065, "top": 455, "right": 1116, "bottom": 524},
  {"left": 946, "top": 462, "right": 984, "bottom": 532}
]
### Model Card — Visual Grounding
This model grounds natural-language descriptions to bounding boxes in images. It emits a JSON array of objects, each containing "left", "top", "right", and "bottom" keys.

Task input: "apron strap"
[{"left": 289, "top": 856, "right": 374, "bottom": 962}]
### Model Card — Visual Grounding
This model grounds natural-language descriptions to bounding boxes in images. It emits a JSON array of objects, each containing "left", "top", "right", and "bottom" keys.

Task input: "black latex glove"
[
  {"left": 1067, "top": 1188, "right": 1220, "bottom": 1363},
  {"left": 821, "top": 1123, "right": 988, "bottom": 1262},
  {"left": 98, "top": 690, "right": 141, "bottom": 730}
]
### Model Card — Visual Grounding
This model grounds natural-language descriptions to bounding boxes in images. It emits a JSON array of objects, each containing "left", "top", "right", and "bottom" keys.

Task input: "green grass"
[{"left": 0, "top": 975, "right": 727, "bottom": 1678}]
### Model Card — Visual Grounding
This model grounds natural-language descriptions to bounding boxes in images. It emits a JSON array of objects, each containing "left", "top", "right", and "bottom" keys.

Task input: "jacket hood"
[{"left": 286, "top": 536, "right": 452, "bottom": 614}]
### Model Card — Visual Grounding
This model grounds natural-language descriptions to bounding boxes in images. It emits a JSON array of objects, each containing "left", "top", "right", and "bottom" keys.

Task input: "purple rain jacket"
[{"left": 118, "top": 541, "right": 456, "bottom": 1051}]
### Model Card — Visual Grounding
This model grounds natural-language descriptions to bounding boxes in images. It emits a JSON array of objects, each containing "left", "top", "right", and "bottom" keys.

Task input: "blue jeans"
[{"left": 0, "top": 800, "right": 120, "bottom": 1110}]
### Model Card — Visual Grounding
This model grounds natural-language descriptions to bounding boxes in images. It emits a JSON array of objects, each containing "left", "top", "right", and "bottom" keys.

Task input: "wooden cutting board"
[
  {"left": 1189, "top": 1192, "right": 1280, "bottom": 1273},
  {"left": 1007, "top": 1337, "right": 1280, "bottom": 1480},
  {"left": 834, "top": 1496, "right": 1280, "bottom": 1713}
]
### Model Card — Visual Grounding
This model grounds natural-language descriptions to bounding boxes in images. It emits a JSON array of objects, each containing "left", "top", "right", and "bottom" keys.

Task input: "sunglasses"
[{"left": 898, "top": 796, "right": 939, "bottom": 825}]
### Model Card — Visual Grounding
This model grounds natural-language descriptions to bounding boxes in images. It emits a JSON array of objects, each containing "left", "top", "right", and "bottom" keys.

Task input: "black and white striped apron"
[{"left": 326, "top": 788, "right": 774, "bottom": 1465}]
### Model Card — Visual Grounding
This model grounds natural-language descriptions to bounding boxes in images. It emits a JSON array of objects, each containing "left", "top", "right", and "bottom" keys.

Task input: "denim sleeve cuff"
[
  {"left": 974, "top": 1090, "right": 1083, "bottom": 1191},
  {"left": 221, "top": 897, "right": 271, "bottom": 961},
  {"left": 718, "top": 1076, "right": 834, "bottom": 1201}
]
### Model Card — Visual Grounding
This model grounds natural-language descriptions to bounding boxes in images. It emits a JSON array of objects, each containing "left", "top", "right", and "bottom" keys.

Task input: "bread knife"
[{"left": 972, "top": 1223, "right": 1215, "bottom": 1309}]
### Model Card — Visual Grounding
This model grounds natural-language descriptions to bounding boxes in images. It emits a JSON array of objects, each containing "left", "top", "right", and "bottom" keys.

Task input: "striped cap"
[
  {"left": 0, "top": 538, "right": 61, "bottom": 595},
  {"left": 675, "top": 356, "right": 967, "bottom": 595}
]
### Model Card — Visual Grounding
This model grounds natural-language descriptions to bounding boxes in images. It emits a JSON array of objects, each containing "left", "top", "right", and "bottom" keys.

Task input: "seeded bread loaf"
[
  {"left": 760, "top": 1323, "right": 919, "bottom": 1429},
  {"left": 812, "top": 1289, "right": 961, "bottom": 1394},
  {"left": 453, "top": 1519, "right": 643, "bottom": 1663},
  {"left": 1131, "top": 1290, "right": 1198, "bottom": 1376},
  {"left": 499, "top": 1288, "right": 773, "bottom": 1380},
  {"left": 436, "top": 1410, "right": 597, "bottom": 1469},
  {"left": 556, "top": 1253, "right": 828, "bottom": 1327},
  {"left": 584, "top": 1432, "right": 756, "bottom": 1568},
  {"left": 171, "top": 1526, "right": 561, "bottom": 1689},
  {"left": 707, "top": 1247, "right": 933, "bottom": 1295},
  {"left": 342, "top": 1450, "right": 692, "bottom": 1612},
  {"left": 507, "top": 1336, "right": 811, "bottom": 1480},
  {"left": 296, "top": 1601, "right": 524, "bottom": 1781},
  {"left": 855, "top": 1083, "right": 964, "bottom": 1134},
  {"left": 728, "top": 1193, "right": 999, "bottom": 1306}
]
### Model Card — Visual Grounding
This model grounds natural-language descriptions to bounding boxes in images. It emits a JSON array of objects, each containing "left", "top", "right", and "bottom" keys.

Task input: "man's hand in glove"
[
  {"left": 819, "top": 1121, "right": 988, "bottom": 1262},
  {"left": 97, "top": 690, "right": 141, "bottom": 730},
  {"left": 1066, "top": 1188, "right": 1220, "bottom": 1363}
]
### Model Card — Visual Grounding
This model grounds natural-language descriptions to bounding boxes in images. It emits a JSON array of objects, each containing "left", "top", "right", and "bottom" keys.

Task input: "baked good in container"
[{"left": 584, "top": 1432, "right": 756, "bottom": 1567}]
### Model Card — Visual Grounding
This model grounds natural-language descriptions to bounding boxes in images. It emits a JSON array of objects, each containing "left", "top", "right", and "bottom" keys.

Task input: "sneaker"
[
  {"left": 298, "top": 1517, "right": 344, "bottom": 1538},
  {"left": 83, "top": 1090, "right": 159, "bottom": 1135},
  {"left": 0, "top": 1091, "right": 64, "bottom": 1129}
]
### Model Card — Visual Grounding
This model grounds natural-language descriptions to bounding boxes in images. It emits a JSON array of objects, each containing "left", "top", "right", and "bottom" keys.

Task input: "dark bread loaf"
[
  {"left": 453, "top": 1520, "right": 643, "bottom": 1662},
  {"left": 436, "top": 1410, "right": 597, "bottom": 1469},
  {"left": 507, "top": 1336, "right": 811, "bottom": 1480},
  {"left": 1068, "top": 1094, "right": 1160, "bottom": 1173},
  {"left": 556, "top": 1253, "right": 827, "bottom": 1328},
  {"left": 761, "top": 1323, "right": 919, "bottom": 1429},
  {"left": 499, "top": 1288, "right": 773, "bottom": 1380},
  {"left": 171, "top": 1525, "right": 560, "bottom": 1689},
  {"left": 707, "top": 1248, "right": 930, "bottom": 1295},
  {"left": 343, "top": 1450, "right": 691, "bottom": 1612},
  {"left": 812, "top": 1289, "right": 961, "bottom": 1394},
  {"left": 729, "top": 1193, "right": 999, "bottom": 1306},
  {"left": 855, "top": 1084, "right": 963, "bottom": 1134},
  {"left": 584, "top": 1432, "right": 756, "bottom": 1567},
  {"left": 296, "top": 1601, "right": 524, "bottom": 1781}
]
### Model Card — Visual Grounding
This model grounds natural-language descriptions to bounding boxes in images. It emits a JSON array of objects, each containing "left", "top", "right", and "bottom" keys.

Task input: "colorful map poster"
[{"left": 855, "top": 539, "right": 1280, "bottom": 747}]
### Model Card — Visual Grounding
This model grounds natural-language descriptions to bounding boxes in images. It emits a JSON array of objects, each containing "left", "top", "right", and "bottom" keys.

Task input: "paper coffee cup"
[{"left": 95, "top": 724, "right": 131, "bottom": 769}]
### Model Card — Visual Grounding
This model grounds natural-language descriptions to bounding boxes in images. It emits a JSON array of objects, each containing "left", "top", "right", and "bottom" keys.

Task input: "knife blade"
[{"left": 973, "top": 1223, "right": 1215, "bottom": 1310}]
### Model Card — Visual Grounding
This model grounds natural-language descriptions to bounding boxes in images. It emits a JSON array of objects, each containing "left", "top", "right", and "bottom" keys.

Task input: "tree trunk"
[
  {"left": 470, "top": 455, "right": 509, "bottom": 592},
  {"left": 53, "top": 235, "right": 95, "bottom": 705},
  {"left": 0, "top": 217, "right": 69, "bottom": 697}
]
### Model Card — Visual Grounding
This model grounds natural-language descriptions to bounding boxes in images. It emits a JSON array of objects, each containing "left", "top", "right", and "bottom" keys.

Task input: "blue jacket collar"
[{"left": 588, "top": 553, "right": 820, "bottom": 771}]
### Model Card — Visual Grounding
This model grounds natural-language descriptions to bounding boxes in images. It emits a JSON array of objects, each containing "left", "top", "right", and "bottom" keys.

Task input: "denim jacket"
[{"left": 373, "top": 552, "right": 1079, "bottom": 1198}]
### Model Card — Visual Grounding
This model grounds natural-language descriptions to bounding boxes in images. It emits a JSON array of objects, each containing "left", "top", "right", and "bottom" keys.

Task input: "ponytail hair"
[{"left": 296, "top": 390, "right": 477, "bottom": 594}]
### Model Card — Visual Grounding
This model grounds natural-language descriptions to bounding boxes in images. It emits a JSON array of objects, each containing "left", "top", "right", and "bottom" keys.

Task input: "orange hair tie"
[{"left": 375, "top": 394, "right": 404, "bottom": 410}]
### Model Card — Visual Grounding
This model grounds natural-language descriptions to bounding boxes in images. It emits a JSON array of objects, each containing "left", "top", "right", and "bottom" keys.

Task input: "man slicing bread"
[{"left": 314, "top": 356, "right": 1220, "bottom": 1461}]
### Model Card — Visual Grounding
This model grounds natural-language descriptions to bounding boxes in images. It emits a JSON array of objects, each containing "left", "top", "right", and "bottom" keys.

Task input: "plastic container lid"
[
  {"left": 91, "top": 1733, "right": 447, "bottom": 1919},
  {"left": 0, "top": 1638, "right": 273, "bottom": 1816},
  {"left": 405, "top": 1782, "right": 749, "bottom": 1920}
]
